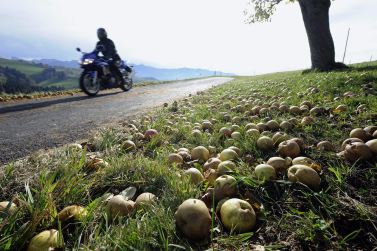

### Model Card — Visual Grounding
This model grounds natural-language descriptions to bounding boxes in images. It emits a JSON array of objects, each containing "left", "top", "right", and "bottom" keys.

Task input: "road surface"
[{"left": 0, "top": 77, "right": 232, "bottom": 165}]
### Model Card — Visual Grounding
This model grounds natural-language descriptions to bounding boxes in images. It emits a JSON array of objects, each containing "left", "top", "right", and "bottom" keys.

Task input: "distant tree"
[{"left": 245, "top": 0, "right": 346, "bottom": 71}]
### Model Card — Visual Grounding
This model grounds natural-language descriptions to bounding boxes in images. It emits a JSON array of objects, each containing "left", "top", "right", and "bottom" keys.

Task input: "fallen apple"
[
  {"left": 246, "top": 129, "right": 260, "bottom": 137},
  {"left": 0, "top": 201, "right": 17, "bottom": 215},
  {"left": 272, "top": 132, "right": 290, "bottom": 146},
  {"left": 364, "top": 126, "right": 377, "bottom": 136},
  {"left": 219, "top": 127, "right": 232, "bottom": 137},
  {"left": 228, "top": 146, "right": 241, "bottom": 156},
  {"left": 122, "top": 140, "right": 136, "bottom": 151},
  {"left": 267, "top": 156, "right": 291, "bottom": 172},
  {"left": 366, "top": 139, "right": 377, "bottom": 155},
  {"left": 135, "top": 192, "right": 157, "bottom": 208},
  {"left": 220, "top": 198, "right": 256, "bottom": 233},
  {"left": 217, "top": 160, "right": 237, "bottom": 175},
  {"left": 219, "top": 148, "right": 238, "bottom": 161},
  {"left": 317, "top": 141, "right": 335, "bottom": 152},
  {"left": 144, "top": 129, "right": 158, "bottom": 140},
  {"left": 214, "top": 175, "right": 238, "bottom": 201},
  {"left": 288, "top": 165, "right": 321, "bottom": 189},
  {"left": 27, "top": 229, "right": 61, "bottom": 251},
  {"left": 107, "top": 195, "right": 135, "bottom": 218},
  {"left": 203, "top": 157, "right": 221, "bottom": 170},
  {"left": 257, "top": 136, "right": 274, "bottom": 151},
  {"left": 191, "top": 146, "right": 210, "bottom": 162},
  {"left": 344, "top": 142, "right": 373, "bottom": 161},
  {"left": 280, "top": 121, "right": 294, "bottom": 131},
  {"left": 254, "top": 164, "right": 276, "bottom": 180},
  {"left": 341, "top": 138, "right": 363, "bottom": 151},
  {"left": 168, "top": 153, "right": 184, "bottom": 165},
  {"left": 349, "top": 128, "right": 370, "bottom": 142},
  {"left": 191, "top": 129, "right": 202, "bottom": 138},
  {"left": 266, "top": 120, "right": 280, "bottom": 131},
  {"left": 58, "top": 205, "right": 87, "bottom": 222},
  {"left": 175, "top": 199, "right": 211, "bottom": 240},
  {"left": 185, "top": 168, "right": 204, "bottom": 185},
  {"left": 292, "top": 157, "right": 321, "bottom": 172},
  {"left": 278, "top": 140, "right": 301, "bottom": 158},
  {"left": 231, "top": 131, "right": 242, "bottom": 140}
]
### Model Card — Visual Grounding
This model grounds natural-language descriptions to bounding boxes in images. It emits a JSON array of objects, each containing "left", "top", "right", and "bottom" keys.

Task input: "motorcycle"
[{"left": 76, "top": 47, "right": 133, "bottom": 96}]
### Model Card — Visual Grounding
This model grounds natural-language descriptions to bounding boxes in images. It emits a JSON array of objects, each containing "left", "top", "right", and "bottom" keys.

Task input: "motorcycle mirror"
[{"left": 76, "top": 47, "right": 81, "bottom": 52}]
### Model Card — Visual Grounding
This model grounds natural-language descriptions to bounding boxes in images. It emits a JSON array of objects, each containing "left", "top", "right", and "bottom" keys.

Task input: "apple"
[
  {"left": 366, "top": 139, "right": 377, "bottom": 154},
  {"left": 301, "top": 116, "right": 314, "bottom": 126},
  {"left": 245, "top": 123, "right": 258, "bottom": 130},
  {"left": 278, "top": 140, "right": 300, "bottom": 158},
  {"left": 280, "top": 121, "right": 293, "bottom": 131},
  {"left": 0, "top": 201, "right": 17, "bottom": 215},
  {"left": 341, "top": 138, "right": 363, "bottom": 151},
  {"left": 220, "top": 198, "right": 256, "bottom": 233},
  {"left": 214, "top": 175, "right": 238, "bottom": 201},
  {"left": 256, "top": 123, "right": 268, "bottom": 132},
  {"left": 272, "top": 132, "right": 290, "bottom": 146},
  {"left": 266, "top": 120, "right": 280, "bottom": 131},
  {"left": 58, "top": 205, "right": 87, "bottom": 222},
  {"left": 122, "top": 140, "right": 136, "bottom": 151},
  {"left": 267, "top": 157, "right": 291, "bottom": 172},
  {"left": 191, "top": 129, "right": 202, "bottom": 139},
  {"left": 288, "top": 165, "right": 320, "bottom": 189},
  {"left": 135, "top": 192, "right": 156, "bottom": 208},
  {"left": 217, "top": 160, "right": 237, "bottom": 175},
  {"left": 228, "top": 146, "right": 241, "bottom": 156},
  {"left": 292, "top": 157, "right": 321, "bottom": 172},
  {"left": 203, "top": 157, "right": 221, "bottom": 170},
  {"left": 219, "top": 127, "right": 232, "bottom": 137},
  {"left": 107, "top": 195, "right": 135, "bottom": 218},
  {"left": 317, "top": 141, "right": 335, "bottom": 152},
  {"left": 144, "top": 129, "right": 158, "bottom": 140},
  {"left": 344, "top": 142, "right": 373, "bottom": 161},
  {"left": 191, "top": 146, "right": 210, "bottom": 162},
  {"left": 219, "top": 149, "right": 238, "bottom": 161},
  {"left": 254, "top": 164, "right": 276, "bottom": 180},
  {"left": 202, "top": 121, "right": 213, "bottom": 131},
  {"left": 185, "top": 168, "right": 204, "bottom": 185},
  {"left": 175, "top": 199, "right": 211, "bottom": 240},
  {"left": 349, "top": 128, "right": 370, "bottom": 142},
  {"left": 364, "top": 126, "right": 377, "bottom": 136},
  {"left": 289, "top": 106, "right": 301, "bottom": 114},
  {"left": 231, "top": 132, "right": 242, "bottom": 140},
  {"left": 246, "top": 129, "right": 260, "bottom": 138},
  {"left": 168, "top": 153, "right": 184, "bottom": 165},
  {"left": 256, "top": 136, "right": 274, "bottom": 151},
  {"left": 27, "top": 229, "right": 61, "bottom": 251}
]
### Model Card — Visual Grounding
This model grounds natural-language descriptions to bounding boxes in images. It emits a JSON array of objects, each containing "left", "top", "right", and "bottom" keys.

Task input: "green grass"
[
  {"left": 1, "top": 62, "right": 377, "bottom": 250},
  {"left": 0, "top": 58, "right": 45, "bottom": 76}
]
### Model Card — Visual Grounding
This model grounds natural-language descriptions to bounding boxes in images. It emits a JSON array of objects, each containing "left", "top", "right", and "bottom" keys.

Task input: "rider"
[{"left": 94, "top": 28, "right": 125, "bottom": 83}]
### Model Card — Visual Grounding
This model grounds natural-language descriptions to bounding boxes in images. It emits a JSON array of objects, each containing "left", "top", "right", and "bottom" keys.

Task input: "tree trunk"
[{"left": 298, "top": 0, "right": 344, "bottom": 71}]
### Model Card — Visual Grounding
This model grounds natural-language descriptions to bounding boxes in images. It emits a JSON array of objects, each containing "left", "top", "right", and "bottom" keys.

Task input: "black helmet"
[{"left": 97, "top": 28, "right": 107, "bottom": 40}]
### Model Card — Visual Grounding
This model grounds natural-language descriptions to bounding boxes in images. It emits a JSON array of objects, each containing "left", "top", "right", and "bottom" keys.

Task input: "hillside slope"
[{"left": 1, "top": 62, "right": 376, "bottom": 250}]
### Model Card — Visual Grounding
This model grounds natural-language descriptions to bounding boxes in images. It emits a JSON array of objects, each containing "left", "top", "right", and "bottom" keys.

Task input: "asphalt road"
[{"left": 0, "top": 77, "right": 232, "bottom": 165}]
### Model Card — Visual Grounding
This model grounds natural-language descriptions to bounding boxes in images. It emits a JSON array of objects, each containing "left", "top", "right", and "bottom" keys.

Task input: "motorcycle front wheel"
[
  {"left": 80, "top": 72, "right": 100, "bottom": 96},
  {"left": 120, "top": 75, "right": 133, "bottom": 92}
]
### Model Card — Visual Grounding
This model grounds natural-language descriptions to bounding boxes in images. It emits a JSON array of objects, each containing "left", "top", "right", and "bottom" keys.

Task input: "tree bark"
[{"left": 298, "top": 0, "right": 345, "bottom": 71}]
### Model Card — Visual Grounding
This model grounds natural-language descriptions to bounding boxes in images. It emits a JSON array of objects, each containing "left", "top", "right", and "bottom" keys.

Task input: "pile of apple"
[{"left": 337, "top": 126, "right": 377, "bottom": 162}]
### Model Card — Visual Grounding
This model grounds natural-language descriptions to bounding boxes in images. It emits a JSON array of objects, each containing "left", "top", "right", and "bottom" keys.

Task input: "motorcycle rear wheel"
[{"left": 80, "top": 72, "right": 100, "bottom": 96}]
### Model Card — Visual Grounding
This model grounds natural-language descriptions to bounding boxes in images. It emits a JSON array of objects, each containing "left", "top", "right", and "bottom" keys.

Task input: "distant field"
[{"left": 0, "top": 58, "right": 44, "bottom": 76}]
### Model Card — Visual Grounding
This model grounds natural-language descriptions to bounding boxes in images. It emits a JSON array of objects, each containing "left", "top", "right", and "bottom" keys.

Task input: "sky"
[{"left": 0, "top": 0, "right": 376, "bottom": 75}]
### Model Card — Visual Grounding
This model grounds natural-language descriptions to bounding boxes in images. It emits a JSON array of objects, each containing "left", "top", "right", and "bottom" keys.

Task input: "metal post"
[{"left": 342, "top": 28, "right": 350, "bottom": 63}]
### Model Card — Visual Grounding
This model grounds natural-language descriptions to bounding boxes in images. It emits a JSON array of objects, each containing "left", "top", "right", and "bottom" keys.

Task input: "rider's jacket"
[{"left": 95, "top": 38, "right": 121, "bottom": 61}]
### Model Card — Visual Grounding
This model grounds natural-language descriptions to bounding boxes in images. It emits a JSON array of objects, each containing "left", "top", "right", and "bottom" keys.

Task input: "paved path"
[{"left": 0, "top": 77, "right": 233, "bottom": 165}]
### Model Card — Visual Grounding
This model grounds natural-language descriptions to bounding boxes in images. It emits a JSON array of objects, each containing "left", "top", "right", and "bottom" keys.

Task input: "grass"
[
  {"left": 0, "top": 58, "right": 45, "bottom": 76},
  {"left": 1, "top": 62, "right": 377, "bottom": 250}
]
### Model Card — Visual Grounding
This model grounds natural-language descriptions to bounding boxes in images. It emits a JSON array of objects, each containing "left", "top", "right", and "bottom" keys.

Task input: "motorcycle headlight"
[{"left": 81, "top": 59, "right": 94, "bottom": 65}]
